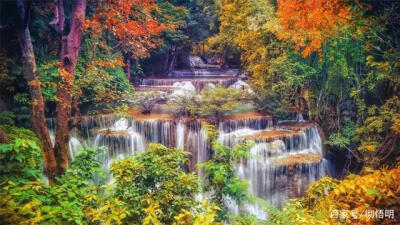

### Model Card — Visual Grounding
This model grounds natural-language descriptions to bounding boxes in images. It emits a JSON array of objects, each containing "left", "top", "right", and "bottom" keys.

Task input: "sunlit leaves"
[
  {"left": 0, "top": 136, "right": 107, "bottom": 225},
  {"left": 276, "top": 0, "right": 351, "bottom": 57},
  {"left": 111, "top": 144, "right": 198, "bottom": 224},
  {"left": 269, "top": 164, "right": 400, "bottom": 224},
  {"left": 356, "top": 97, "right": 400, "bottom": 154},
  {"left": 85, "top": 0, "right": 168, "bottom": 58}
]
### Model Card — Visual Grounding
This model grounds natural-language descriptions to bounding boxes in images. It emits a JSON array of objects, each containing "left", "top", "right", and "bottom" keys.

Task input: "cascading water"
[
  {"left": 47, "top": 62, "right": 330, "bottom": 221},
  {"left": 185, "top": 121, "right": 209, "bottom": 171},
  {"left": 176, "top": 120, "right": 185, "bottom": 149},
  {"left": 138, "top": 77, "right": 240, "bottom": 90},
  {"left": 221, "top": 124, "right": 326, "bottom": 219},
  {"left": 48, "top": 115, "right": 327, "bottom": 219}
]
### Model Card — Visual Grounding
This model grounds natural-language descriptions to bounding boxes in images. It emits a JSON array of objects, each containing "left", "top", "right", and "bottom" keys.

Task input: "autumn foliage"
[
  {"left": 268, "top": 163, "right": 400, "bottom": 224},
  {"left": 85, "top": 0, "right": 168, "bottom": 58},
  {"left": 276, "top": 0, "right": 351, "bottom": 57}
]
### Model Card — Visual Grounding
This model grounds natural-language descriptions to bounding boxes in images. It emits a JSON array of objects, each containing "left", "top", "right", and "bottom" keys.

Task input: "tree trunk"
[
  {"left": 123, "top": 53, "right": 131, "bottom": 80},
  {"left": 164, "top": 48, "right": 170, "bottom": 73},
  {"left": 168, "top": 47, "right": 177, "bottom": 73},
  {"left": 16, "top": 0, "right": 57, "bottom": 183},
  {"left": 54, "top": 0, "right": 87, "bottom": 175},
  {"left": 0, "top": 128, "right": 8, "bottom": 144}
]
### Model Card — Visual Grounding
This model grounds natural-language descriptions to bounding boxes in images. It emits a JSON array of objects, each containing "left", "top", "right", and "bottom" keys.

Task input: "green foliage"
[
  {"left": 327, "top": 122, "right": 357, "bottom": 149},
  {"left": 0, "top": 146, "right": 106, "bottom": 225},
  {"left": 0, "top": 110, "right": 15, "bottom": 126},
  {"left": 156, "top": 0, "right": 189, "bottom": 46},
  {"left": 0, "top": 138, "right": 42, "bottom": 182},
  {"left": 194, "top": 85, "right": 244, "bottom": 120},
  {"left": 12, "top": 92, "right": 32, "bottom": 127},
  {"left": 328, "top": 133, "right": 350, "bottom": 149},
  {"left": 250, "top": 89, "right": 289, "bottom": 116},
  {"left": 232, "top": 214, "right": 269, "bottom": 225},
  {"left": 0, "top": 125, "right": 220, "bottom": 225},
  {"left": 353, "top": 97, "right": 400, "bottom": 167},
  {"left": 201, "top": 124, "right": 251, "bottom": 221},
  {"left": 111, "top": 143, "right": 199, "bottom": 224},
  {"left": 0, "top": 125, "right": 40, "bottom": 144},
  {"left": 356, "top": 97, "right": 400, "bottom": 152},
  {"left": 264, "top": 177, "right": 340, "bottom": 225},
  {"left": 37, "top": 60, "right": 59, "bottom": 103},
  {"left": 76, "top": 47, "right": 134, "bottom": 113}
]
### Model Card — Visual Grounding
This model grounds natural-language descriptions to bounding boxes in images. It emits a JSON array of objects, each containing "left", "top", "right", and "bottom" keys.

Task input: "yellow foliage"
[
  {"left": 208, "top": 0, "right": 282, "bottom": 87},
  {"left": 173, "top": 202, "right": 220, "bottom": 225},
  {"left": 310, "top": 165, "right": 399, "bottom": 224},
  {"left": 271, "top": 164, "right": 400, "bottom": 224}
]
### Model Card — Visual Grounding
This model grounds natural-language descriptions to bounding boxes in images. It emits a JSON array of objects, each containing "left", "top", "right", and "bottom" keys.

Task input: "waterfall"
[
  {"left": 225, "top": 125, "right": 325, "bottom": 219},
  {"left": 46, "top": 117, "right": 328, "bottom": 223},
  {"left": 44, "top": 62, "right": 330, "bottom": 217},
  {"left": 296, "top": 112, "right": 305, "bottom": 122},
  {"left": 176, "top": 120, "right": 185, "bottom": 149},
  {"left": 186, "top": 121, "right": 209, "bottom": 171},
  {"left": 47, "top": 109, "right": 327, "bottom": 219},
  {"left": 138, "top": 77, "right": 240, "bottom": 90},
  {"left": 68, "top": 130, "right": 82, "bottom": 161}
]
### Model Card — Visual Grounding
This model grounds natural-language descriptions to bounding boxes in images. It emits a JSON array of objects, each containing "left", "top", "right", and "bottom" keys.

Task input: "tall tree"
[
  {"left": 53, "top": 0, "right": 87, "bottom": 175},
  {"left": 16, "top": 0, "right": 57, "bottom": 182}
]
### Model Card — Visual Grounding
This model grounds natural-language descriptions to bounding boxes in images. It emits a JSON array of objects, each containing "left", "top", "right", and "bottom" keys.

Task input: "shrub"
[
  {"left": 0, "top": 146, "right": 106, "bottom": 225},
  {"left": 0, "top": 138, "right": 42, "bottom": 182},
  {"left": 167, "top": 91, "right": 198, "bottom": 117},
  {"left": 130, "top": 91, "right": 167, "bottom": 114},
  {"left": 194, "top": 85, "right": 243, "bottom": 120},
  {"left": 111, "top": 143, "right": 199, "bottom": 224}
]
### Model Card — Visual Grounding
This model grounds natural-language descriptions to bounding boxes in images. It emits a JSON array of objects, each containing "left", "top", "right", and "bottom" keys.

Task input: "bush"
[
  {"left": 194, "top": 85, "right": 243, "bottom": 120},
  {"left": 0, "top": 138, "right": 42, "bottom": 182},
  {"left": 0, "top": 146, "right": 108, "bottom": 225},
  {"left": 12, "top": 93, "right": 32, "bottom": 127},
  {"left": 76, "top": 52, "right": 134, "bottom": 113},
  {"left": 167, "top": 91, "right": 198, "bottom": 117},
  {"left": 111, "top": 143, "right": 199, "bottom": 224},
  {"left": 130, "top": 91, "right": 167, "bottom": 114}
]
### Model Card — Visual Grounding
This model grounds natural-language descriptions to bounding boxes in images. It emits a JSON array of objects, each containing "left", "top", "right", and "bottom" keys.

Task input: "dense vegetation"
[{"left": 0, "top": 0, "right": 399, "bottom": 224}]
